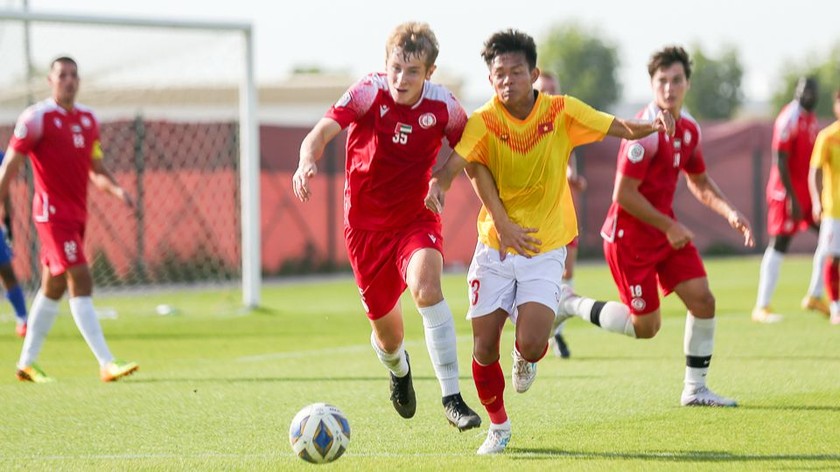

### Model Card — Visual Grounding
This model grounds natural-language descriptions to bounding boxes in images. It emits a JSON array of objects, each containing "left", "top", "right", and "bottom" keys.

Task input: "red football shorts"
[
  {"left": 766, "top": 194, "right": 814, "bottom": 236},
  {"left": 603, "top": 238, "right": 706, "bottom": 315},
  {"left": 345, "top": 221, "right": 444, "bottom": 320},
  {"left": 35, "top": 220, "right": 87, "bottom": 276}
]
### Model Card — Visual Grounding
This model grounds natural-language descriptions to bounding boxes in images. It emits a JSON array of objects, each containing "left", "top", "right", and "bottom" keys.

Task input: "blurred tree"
[
  {"left": 771, "top": 42, "right": 840, "bottom": 118},
  {"left": 539, "top": 22, "right": 621, "bottom": 111},
  {"left": 685, "top": 44, "right": 744, "bottom": 120}
]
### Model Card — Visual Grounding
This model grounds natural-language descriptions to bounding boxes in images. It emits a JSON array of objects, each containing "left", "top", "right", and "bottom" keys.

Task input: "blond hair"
[{"left": 385, "top": 22, "right": 439, "bottom": 69}]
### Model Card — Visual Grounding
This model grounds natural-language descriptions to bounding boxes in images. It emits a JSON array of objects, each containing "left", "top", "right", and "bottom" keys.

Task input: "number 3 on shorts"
[{"left": 469, "top": 279, "right": 480, "bottom": 306}]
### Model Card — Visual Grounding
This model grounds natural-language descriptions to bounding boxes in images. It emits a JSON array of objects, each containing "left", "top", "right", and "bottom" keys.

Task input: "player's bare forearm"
[
  {"left": 431, "top": 150, "right": 468, "bottom": 192},
  {"left": 89, "top": 164, "right": 133, "bottom": 207},
  {"left": 608, "top": 110, "right": 674, "bottom": 140},
  {"left": 0, "top": 149, "right": 25, "bottom": 202},
  {"left": 614, "top": 175, "right": 674, "bottom": 233},
  {"left": 294, "top": 118, "right": 341, "bottom": 202},
  {"left": 466, "top": 162, "right": 507, "bottom": 224},
  {"left": 809, "top": 167, "right": 823, "bottom": 222},
  {"left": 775, "top": 151, "right": 798, "bottom": 203}
]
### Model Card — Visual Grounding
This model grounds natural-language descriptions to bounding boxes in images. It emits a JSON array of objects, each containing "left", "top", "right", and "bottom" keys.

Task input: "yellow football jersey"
[
  {"left": 811, "top": 121, "right": 840, "bottom": 219},
  {"left": 455, "top": 93, "right": 614, "bottom": 254}
]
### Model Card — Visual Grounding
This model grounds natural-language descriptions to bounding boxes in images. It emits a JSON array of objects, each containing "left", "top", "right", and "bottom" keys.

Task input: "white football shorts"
[{"left": 465, "top": 241, "right": 566, "bottom": 321}]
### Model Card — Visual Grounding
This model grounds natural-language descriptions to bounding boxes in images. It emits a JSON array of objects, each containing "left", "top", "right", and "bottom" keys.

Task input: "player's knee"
[
  {"left": 688, "top": 292, "right": 716, "bottom": 318},
  {"left": 409, "top": 282, "right": 443, "bottom": 307},
  {"left": 633, "top": 314, "right": 661, "bottom": 339},
  {"left": 473, "top": 341, "right": 499, "bottom": 365}
]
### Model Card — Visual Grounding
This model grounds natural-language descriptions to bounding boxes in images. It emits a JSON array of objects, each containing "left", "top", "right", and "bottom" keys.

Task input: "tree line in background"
[{"left": 539, "top": 21, "right": 840, "bottom": 119}]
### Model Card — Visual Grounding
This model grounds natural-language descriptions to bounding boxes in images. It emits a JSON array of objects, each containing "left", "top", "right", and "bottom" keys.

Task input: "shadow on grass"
[{"left": 509, "top": 448, "right": 840, "bottom": 463}]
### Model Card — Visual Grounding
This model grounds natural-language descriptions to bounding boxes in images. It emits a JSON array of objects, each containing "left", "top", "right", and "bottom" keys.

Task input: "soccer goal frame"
[{"left": 0, "top": 9, "right": 261, "bottom": 308}]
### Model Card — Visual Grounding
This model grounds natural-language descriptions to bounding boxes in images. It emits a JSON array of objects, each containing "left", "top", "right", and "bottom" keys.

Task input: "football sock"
[
  {"left": 824, "top": 258, "right": 840, "bottom": 302},
  {"left": 69, "top": 296, "right": 114, "bottom": 366},
  {"left": 807, "top": 243, "right": 827, "bottom": 298},
  {"left": 370, "top": 331, "right": 409, "bottom": 378},
  {"left": 6, "top": 284, "right": 28, "bottom": 322},
  {"left": 756, "top": 248, "right": 783, "bottom": 308},
  {"left": 490, "top": 419, "right": 511, "bottom": 431},
  {"left": 569, "top": 295, "right": 636, "bottom": 337},
  {"left": 18, "top": 291, "right": 60, "bottom": 368},
  {"left": 561, "top": 277, "right": 574, "bottom": 291},
  {"left": 417, "top": 300, "right": 460, "bottom": 397},
  {"left": 684, "top": 313, "right": 715, "bottom": 390},
  {"left": 472, "top": 357, "right": 507, "bottom": 425}
]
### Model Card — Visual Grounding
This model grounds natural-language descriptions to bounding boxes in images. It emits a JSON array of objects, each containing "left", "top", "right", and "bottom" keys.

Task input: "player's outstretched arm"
[
  {"left": 465, "top": 162, "right": 540, "bottom": 260},
  {"left": 615, "top": 173, "right": 694, "bottom": 249},
  {"left": 0, "top": 148, "right": 26, "bottom": 203},
  {"left": 90, "top": 158, "right": 134, "bottom": 208},
  {"left": 425, "top": 150, "right": 469, "bottom": 214},
  {"left": 294, "top": 118, "right": 342, "bottom": 203},
  {"left": 686, "top": 171, "right": 754, "bottom": 247},
  {"left": 607, "top": 110, "right": 675, "bottom": 140}
]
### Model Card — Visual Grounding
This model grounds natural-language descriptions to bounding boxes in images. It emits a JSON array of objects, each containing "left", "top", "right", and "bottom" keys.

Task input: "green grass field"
[{"left": 1, "top": 255, "right": 838, "bottom": 471}]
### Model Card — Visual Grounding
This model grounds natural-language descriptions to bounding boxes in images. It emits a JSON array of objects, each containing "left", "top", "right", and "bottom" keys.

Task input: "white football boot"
[
  {"left": 680, "top": 385, "right": 737, "bottom": 407},
  {"left": 477, "top": 427, "right": 512, "bottom": 455},
  {"left": 511, "top": 349, "right": 537, "bottom": 393}
]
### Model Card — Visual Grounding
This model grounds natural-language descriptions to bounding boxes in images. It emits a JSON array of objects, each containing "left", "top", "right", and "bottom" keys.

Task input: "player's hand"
[
  {"left": 655, "top": 109, "right": 675, "bottom": 137},
  {"left": 496, "top": 217, "right": 541, "bottom": 260},
  {"left": 664, "top": 221, "right": 694, "bottom": 250},
  {"left": 292, "top": 161, "right": 318, "bottom": 202},
  {"left": 727, "top": 209, "right": 755, "bottom": 248},
  {"left": 568, "top": 174, "right": 587, "bottom": 192},
  {"left": 425, "top": 179, "right": 445, "bottom": 214},
  {"left": 812, "top": 201, "right": 822, "bottom": 225},
  {"left": 118, "top": 188, "right": 134, "bottom": 209}
]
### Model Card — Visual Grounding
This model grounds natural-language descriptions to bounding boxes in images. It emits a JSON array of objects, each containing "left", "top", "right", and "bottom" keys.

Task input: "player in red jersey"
[
  {"left": 0, "top": 57, "right": 138, "bottom": 383},
  {"left": 561, "top": 46, "right": 753, "bottom": 407},
  {"left": 753, "top": 77, "right": 825, "bottom": 323},
  {"left": 292, "top": 22, "right": 480, "bottom": 431}
]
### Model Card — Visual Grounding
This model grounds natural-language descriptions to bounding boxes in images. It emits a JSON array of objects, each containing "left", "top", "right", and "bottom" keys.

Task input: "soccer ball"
[{"left": 289, "top": 403, "right": 351, "bottom": 464}]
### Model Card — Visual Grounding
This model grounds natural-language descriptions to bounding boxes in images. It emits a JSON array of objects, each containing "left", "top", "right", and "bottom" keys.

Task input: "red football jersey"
[
  {"left": 766, "top": 101, "right": 818, "bottom": 206},
  {"left": 9, "top": 99, "right": 100, "bottom": 224},
  {"left": 326, "top": 73, "right": 467, "bottom": 231},
  {"left": 601, "top": 103, "right": 706, "bottom": 246}
]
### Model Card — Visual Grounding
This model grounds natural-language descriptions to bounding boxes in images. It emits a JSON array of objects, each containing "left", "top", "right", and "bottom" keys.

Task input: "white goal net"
[{"left": 0, "top": 10, "right": 260, "bottom": 306}]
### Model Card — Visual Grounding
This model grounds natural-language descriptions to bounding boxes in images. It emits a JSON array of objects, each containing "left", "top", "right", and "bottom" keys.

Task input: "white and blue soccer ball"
[{"left": 289, "top": 403, "right": 351, "bottom": 464}]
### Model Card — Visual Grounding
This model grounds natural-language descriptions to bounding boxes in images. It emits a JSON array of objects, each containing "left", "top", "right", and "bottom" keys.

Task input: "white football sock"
[
  {"left": 568, "top": 296, "right": 636, "bottom": 338},
  {"left": 18, "top": 291, "right": 60, "bottom": 368},
  {"left": 490, "top": 419, "right": 511, "bottom": 430},
  {"left": 684, "top": 313, "right": 715, "bottom": 390},
  {"left": 418, "top": 300, "right": 460, "bottom": 397},
  {"left": 370, "top": 331, "right": 409, "bottom": 378},
  {"left": 756, "top": 248, "right": 783, "bottom": 308},
  {"left": 807, "top": 243, "right": 827, "bottom": 298},
  {"left": 69, "top": 296, "right": 114, "bottom": 366}
]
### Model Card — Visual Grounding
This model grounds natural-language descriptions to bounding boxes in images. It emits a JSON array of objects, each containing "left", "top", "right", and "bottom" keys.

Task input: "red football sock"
[
  {"left": 825, "top": 258, "right": 840, "bottom": 302},
  {"left": 472, "top": 357, "right": 507, "bottom": 424}
]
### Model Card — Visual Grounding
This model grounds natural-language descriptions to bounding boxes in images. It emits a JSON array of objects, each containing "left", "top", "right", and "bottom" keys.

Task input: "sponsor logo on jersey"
[
  {"left": 53, "top": 117, "right": 62, "bottom": 129},
  {"left": 674, "top": 139, "right": 682, "bottom": 150},
  {"left": 627, "top": 143, "right": 645, "bottom": 163},
  {"left": 395, "top": 123, "right": 413, "bottom": 134},
  {"left": 335, "top": 92, "right": 351, "bottom": 108},
  {"left": 631, "top": 297, "right": 646, "bottom": 312},
  {"left": 380, "top": 105, "right": 389, "bottom": 117},
  {"left": 418, "top": 113, "right": 436, "bottom": 129},
  {"left": 81, "top": 116, "right": 92, "bottom": 128},
  {"left": 13, "top": 123, "right": 27, "bottom": 139},
  {"left": 71, "top": 124, "right": 82, "bottom": 133}
]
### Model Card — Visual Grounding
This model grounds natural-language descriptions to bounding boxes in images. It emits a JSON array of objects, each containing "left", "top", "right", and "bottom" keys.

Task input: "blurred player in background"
[
  {"left": 753, "top": 77, "right": 824, "bottom": 323},
  {"left": 426, "top": 29, "right": 674, "bottom": 454},
  {"left": 579, "top": 46, "right": 752, "bottom": 408},
  {"left": 0, "top": 150, "right": 28, "bottom": 337},
  {"left": 808, "top": 88, "right": 840, "bottom": 324},
  {"left": 533, "top": 70, "right": 585, "bottom": 359},
  {"left": 293, "top": 22, "right": 481, "bottom": 431},
  {"left": 0, "top": 56, "right": 138, "bottom": 383}
]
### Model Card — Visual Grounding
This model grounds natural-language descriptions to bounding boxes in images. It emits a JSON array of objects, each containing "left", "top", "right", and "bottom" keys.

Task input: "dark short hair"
[
  {"left": 481, "top": 29, "right": 537, "bottom": 70},
  {"left": 51, "top": 56, "right": 78, "bottom": 70},
  {"left": 647, "top": 46, "right": 691, "bottom": 79}
]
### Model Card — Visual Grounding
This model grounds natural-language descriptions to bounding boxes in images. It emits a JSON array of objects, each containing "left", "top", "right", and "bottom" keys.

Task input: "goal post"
[{"left": 0, "top": 9, "right": 261, "bottom": 308}]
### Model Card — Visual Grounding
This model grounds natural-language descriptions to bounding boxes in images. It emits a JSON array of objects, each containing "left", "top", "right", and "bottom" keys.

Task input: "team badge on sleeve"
[
  {"left": 627, "top": 143, "right": 645, "bottom": 163},
  {"left": 13, "top": 122, "right": 27, "bottom": 139}
]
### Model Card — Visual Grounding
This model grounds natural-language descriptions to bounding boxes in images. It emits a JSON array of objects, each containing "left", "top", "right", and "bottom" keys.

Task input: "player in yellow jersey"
[
  {"left": 425, "top": 29, "right": 673, "bottom": 455},
  {"left": 809, "top": 89, "right": 840, "bottom": 324}
]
